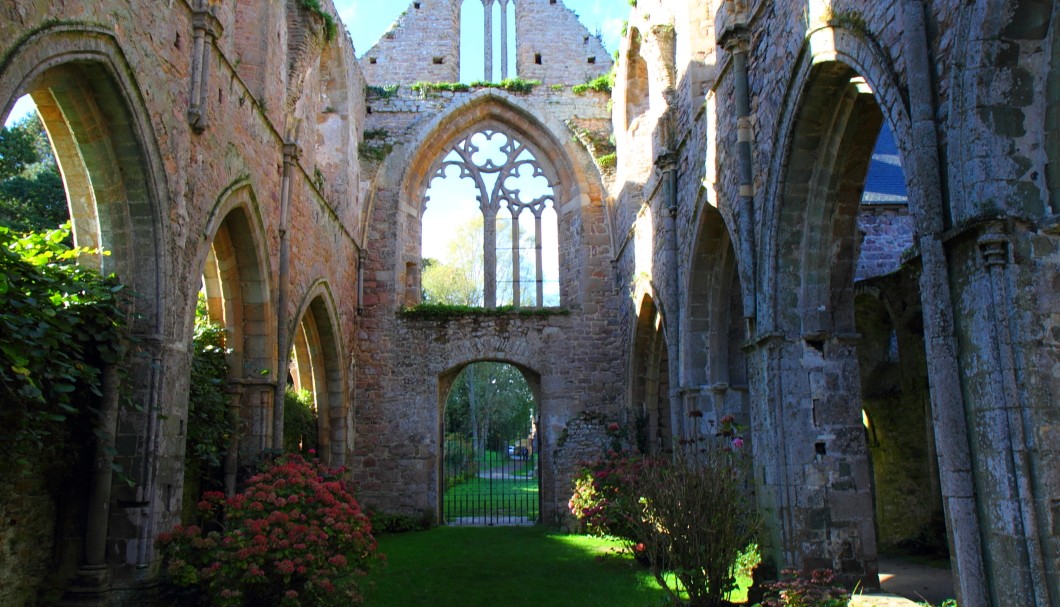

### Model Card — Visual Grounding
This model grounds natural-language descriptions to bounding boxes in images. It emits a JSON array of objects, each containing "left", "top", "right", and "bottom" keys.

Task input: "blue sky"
[{"left": 335, "top": 0, "right": 628, "bottom": 58}]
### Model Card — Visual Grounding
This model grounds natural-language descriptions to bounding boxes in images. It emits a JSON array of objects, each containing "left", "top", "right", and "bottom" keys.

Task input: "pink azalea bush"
[
  {"left": 753, "top": 569, "right": 851, "bottom": 607},
  {"left": 158, "top": 454, "right": 378, "bottom": 607},
  {"left": 568, "top": 448, "right": 657, "bottom": 544}
]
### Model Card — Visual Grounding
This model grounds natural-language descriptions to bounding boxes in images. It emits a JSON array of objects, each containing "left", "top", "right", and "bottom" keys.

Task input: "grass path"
[{"left": 361, "top": 526, "right": 670, "bottom": 607}]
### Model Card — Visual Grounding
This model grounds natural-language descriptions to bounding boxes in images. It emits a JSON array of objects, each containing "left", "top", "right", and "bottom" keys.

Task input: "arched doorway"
[{"left": 440, "top": 361, "right": 540, "bottom": 525}]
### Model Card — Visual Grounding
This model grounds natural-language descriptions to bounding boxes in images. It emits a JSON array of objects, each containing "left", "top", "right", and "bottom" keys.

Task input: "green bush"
[
  {"left": 444, "top": 432, "right": 477, "bottom": 488},
  {"left": 186, "top": 298, "right": 232, "bottom": 471},
  {"left": 632, "top": 446, "right": 759, "bottom": 607},
  {"left": 284, "top": 388, "right": 318, "bottom": 455},
  {"left": 0, "top": 223, "right": 127, "bottom": 466},
  {"left": 572, "top": 71, "right": 615, "bottom": 95}
]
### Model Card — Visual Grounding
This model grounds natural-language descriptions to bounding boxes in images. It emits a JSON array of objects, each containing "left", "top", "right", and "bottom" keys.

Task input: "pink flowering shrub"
[
  {"left": 753, "top": 569, "right": 851, "bottom": 607},
  {"left": 157, "top": 454, "right": 378, "bottom": 607},
  {"left": 568, "top": 449, "right": 657, "bottom": 544}
]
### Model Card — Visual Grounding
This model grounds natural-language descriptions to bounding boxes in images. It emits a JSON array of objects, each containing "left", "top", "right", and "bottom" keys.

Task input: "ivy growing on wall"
[{"left": 0, "top": 224, "right": 128, "bottom": 468}]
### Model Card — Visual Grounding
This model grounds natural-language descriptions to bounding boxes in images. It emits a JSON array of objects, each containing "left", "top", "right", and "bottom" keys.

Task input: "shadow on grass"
[{"left": 361, "top": 526, "right": 669, "bottom": 607}]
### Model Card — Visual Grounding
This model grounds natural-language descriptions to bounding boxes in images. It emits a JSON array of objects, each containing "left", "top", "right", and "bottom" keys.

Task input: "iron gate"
[{"left": 443, "top": 432, "right": 540, "bottom": 525}]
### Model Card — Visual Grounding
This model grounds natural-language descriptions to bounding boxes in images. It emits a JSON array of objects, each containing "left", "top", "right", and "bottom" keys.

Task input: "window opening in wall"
[
  {"left": 369, "top": 57, "right": 377, "bottom": 64},
  {"left": 422, "top": 129, "right": 559, "bottom": 308},
  {"left": 414, "top": 2, "right": 421, "bottom": 8},
  {"left": 459, "top": 0, "right": 517, "bottom": 83},
  {"left": 443, "top": 362, "right": 539, "bottom": 526}
]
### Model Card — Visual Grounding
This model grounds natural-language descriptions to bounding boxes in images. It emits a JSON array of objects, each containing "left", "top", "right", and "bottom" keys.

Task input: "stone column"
[
  {"left": 187, "top": 0, "right": 223, "bottom": 132},
  {"left": 483, "top": 0, "right": 495, "bottom": 81},
  {"left": 977, "top": 224, "right": 1049, "bottom": 606},
  {"left": 900, "top": 3, "right": 988, "bottom": 604},
  {"left": 499, "top": 0, "right": 509, "bottom": 80}
]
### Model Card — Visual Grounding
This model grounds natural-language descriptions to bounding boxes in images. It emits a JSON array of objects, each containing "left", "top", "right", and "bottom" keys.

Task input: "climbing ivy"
[
  {"left": 297, "top": 0, "right": 338, "bottom": 42},
  {"left": 399, "top": 302, "right": 569, "bottom": 320},
  {"left": 0, "top": 223, "right": 128, "bottom": 466}
]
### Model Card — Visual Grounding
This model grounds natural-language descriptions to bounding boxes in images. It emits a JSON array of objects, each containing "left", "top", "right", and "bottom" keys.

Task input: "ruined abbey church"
[{"left": 1, "top": 0, "right": 1057, "bottom": 605}]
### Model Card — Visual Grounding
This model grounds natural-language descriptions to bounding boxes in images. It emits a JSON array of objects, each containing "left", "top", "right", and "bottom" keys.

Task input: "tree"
[
  {"left": 421, "top": 214, "right": 536, "bottom": 307},
  {"left": 445, "top": 362, "right": 534, "bottom": 454},
  {"left": 0, "top": 113, "right": 68, "bottom": 233},
  {"left": 421, "top": 216, "right": 484, "bottom": 305}
]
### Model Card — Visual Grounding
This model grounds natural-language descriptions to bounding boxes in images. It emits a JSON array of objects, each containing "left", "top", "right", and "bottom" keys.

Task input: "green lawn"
[
  {"left": 361, "top": 526, "right": 667, "bottom": 606},
  {"left": 360, "top": 526, "right": 753, "bottom": 607},
  {"left": 443, "top": 474, "right": 539, "bottom": 522}
]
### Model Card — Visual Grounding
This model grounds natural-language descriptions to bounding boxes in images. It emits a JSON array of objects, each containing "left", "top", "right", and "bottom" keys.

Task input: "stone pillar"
[
  {"left": 59, "top": 365, "right": 121, "bottom": 605},
  {"left": 273, "top": 141, "right": 299, "bottom": 450},
  {"left": 187, "top": 0, "right": 223, "bottom": 132},
  {"left": 975, "top": 223, "right": 1050, "bottom": 606},
  {"left": 499, "top": 0, "right": 509, "bottom": 80},
  {"left": 483, "top": 0, "right": 495, "bottom": 81},
  {"left": 899, "top": 3, "right": 989, "bottom": 604}
]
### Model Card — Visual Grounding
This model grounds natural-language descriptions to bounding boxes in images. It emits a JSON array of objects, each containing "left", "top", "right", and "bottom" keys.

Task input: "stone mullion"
[
  {"left": 483, "top": 206, "right": 498, "bottom": 307},
  {"left": 499, "top": 0, "right": 510, "bottom": 80},
  {"left": 534, "top": 210, "right": 544, "bottom": 306},
  {"left": 511, "top": 209, "right": 521, "bottom": 307},
  {"left": 483, "top": 0, "right": 495, "bottom": 81}
]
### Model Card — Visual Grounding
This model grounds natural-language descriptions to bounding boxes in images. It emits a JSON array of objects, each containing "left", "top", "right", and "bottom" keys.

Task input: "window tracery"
[{"left": 423, "top": 128, "right": 559, "bottom": 308}]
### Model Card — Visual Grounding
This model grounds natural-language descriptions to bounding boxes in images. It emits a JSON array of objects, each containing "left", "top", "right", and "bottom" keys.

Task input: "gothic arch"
[
  {"left": 198, "top": 184, "right": 275, "bottom": 453},
  {"left": 750, "top": 27, "right": 911, "bottom": 583},
  {"left": 381, "top": 90, "right": 605, "bottom": 307},
  {"left": 684, "top": 203, "right": 748, "bottom": 436},
  {"left": 289, "top": 282, "right": 350, "bottom": 465},
  {"left": 0, "top": 23, "right": 168, "bottom": 336},
  {"left": 631, "top": 293, "right": 673, "bottom": 455},
  {"left": 760, "top": 26, "right": 914, "bottom": 334},
  {"left": 0, "top": 21, "right": 172, "bottom": 584}
]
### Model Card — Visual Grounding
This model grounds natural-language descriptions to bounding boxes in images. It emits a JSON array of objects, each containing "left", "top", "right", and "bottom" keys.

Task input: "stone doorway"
[{"left": 441, "top": 361, "right": 541, "bottom": 525}]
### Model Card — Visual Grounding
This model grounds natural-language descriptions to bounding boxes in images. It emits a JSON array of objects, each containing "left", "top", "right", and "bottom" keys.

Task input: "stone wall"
[
  {"left": 361, "top": 0, "right": 461, "bottom": 85},
  {"left": 514, "top": 0, "right": 613, "bottom": 85}
]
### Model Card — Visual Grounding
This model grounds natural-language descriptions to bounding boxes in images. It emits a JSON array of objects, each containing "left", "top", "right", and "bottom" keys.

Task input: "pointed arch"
[
  {"left": 631, "top": 294, "right": 672, "bottom": 455},
  {"left": 289, "top": 282, "right": 350, "bottom": 466},
  {"left": 379, "top": 90, "right": 605, "bottom": 308}
]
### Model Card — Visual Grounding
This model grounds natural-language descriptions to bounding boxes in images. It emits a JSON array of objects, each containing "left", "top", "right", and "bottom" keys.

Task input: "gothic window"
[{"left": 422, "top": 128, "right": 559, "bottom": 308}]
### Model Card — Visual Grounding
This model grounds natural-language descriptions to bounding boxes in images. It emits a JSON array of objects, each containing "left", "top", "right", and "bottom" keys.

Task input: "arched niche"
[
  {"left": 631, "top": 294, "right": 672, "bottom": 455},
  {"left": 289, "top": 285, "right": 350, "bottom": 466}
]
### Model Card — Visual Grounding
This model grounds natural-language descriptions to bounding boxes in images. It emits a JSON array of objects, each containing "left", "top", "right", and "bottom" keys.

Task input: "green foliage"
[
  {"left": 411, "top": 81, "right": 471, "bottom": 96},
  {"left": 0, "top": 114, "right": 68, "bottom": 233},
  {"left": 0, "top": 223, "right": 127, "bottom": 465},
  {"left": 357, "top": 140, "right": 393, "bottom": 163},
  {"left": 186, "top": 299, "right": 232, "bottom": 472},
  {"left": 549, "top": 84, "right": 567, "bottom": 91},
  {"left": 158, "top": 454, "right": 379, "bottom": 606},
  {"left": 443, "top": 432, "right": 478, "bottom": 487},
  {"left": 572, "top": 71, "right": 615, "bottom": 95},
  {"left": 368, "top": 509, "right": 434, "bottom": 534},
  {"left": 399, "top": 302, "right": 569, "bottom": 320},
  {"left": 297, "top": 0, "right": 338, "bottom": 42},
  {"left": 752, "top": 569, "right": 850, "bottom": 607},
  {"left": 633, "top": 447, "right": 760, "bottom": 607},
  {"left": 596, "top": 152, "right": 617, "bottom": 169},
  {"left": 284, "top": 388, "right": 318, "bottom": 455},
  {"left": 468, "top": 78, "right": 542, "bottom": 94},
  {"left": 365, "top": 84, "right": 399, "bottom": 99},
  {"left": 363, "top": 128, "right": 389, "bottom": 140}
]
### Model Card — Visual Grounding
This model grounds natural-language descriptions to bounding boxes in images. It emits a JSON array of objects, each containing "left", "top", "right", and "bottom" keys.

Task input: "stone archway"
[
  {"left": 632, "top": 294, "right": 672, "bottom": 455},
  {"left": 438, "top": 360, "right": 541, "bottom": 525},
  {"left": 0, "top": 25, "right": 170, "bottom": 601}
]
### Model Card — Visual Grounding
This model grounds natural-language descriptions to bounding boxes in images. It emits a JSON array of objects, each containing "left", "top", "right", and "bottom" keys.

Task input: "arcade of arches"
[{"left": 0, "top": 1, "right": 1058, "bottom": 606}]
